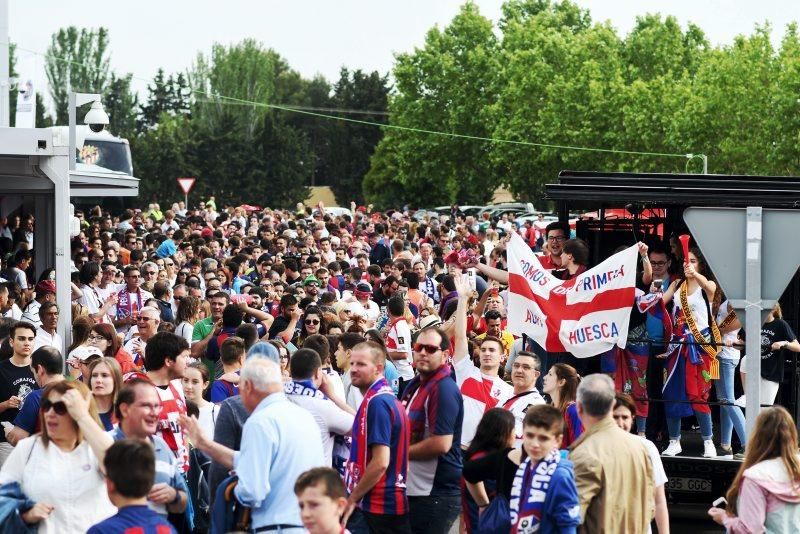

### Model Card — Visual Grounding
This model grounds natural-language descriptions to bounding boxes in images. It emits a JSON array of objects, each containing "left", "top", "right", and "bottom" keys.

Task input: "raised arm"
[{"left": 453, "top": 273, "right": 473, "bottom": 364}]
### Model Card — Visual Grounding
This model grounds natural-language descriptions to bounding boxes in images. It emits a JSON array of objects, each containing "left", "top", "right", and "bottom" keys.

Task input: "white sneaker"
[
  {"left": 662, "top": 440, "right": 682, "bottom": 456},
  {"left": 703, "top": 440, "right": 717, "bottom": 458},
  {"left": 734, "top": 395, "right": 746, "bottom": 408}
]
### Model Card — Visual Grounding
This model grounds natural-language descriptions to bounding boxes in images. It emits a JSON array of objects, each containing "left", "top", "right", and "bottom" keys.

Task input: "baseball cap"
[
  {"left": 303, "top": 275, "right": 321, "bottom": 287},
  {"left": 71, "top": 345, "right": 103, "bottom": 362}
]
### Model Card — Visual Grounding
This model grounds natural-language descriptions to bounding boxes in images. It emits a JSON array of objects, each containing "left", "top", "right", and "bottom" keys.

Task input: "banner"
[
  {"left": 15, "top": 77, "right": 36, "bottom": 128},
  {"left": 507, "top": 233, "right": 638, "bottom": 358}
]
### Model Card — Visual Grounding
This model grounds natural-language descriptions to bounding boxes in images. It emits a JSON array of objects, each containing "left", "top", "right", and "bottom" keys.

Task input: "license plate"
[{"left": 665, "top": 477, "right": 712, "bottom": 493}]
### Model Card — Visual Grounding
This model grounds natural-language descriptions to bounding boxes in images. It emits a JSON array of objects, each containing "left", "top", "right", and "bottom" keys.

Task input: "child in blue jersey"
[
  {"left": 210, "top": 337, "right": 245, "bottom": 403},
  {"left": 510, "top": 405, "right": 581, "bottom": 534},
  {"left": 88, "top": 439, "right": 177, "bottom": 534}
]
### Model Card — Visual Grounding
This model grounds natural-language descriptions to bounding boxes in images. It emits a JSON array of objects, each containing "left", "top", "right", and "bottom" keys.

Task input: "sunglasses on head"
[
  {"left": 413, "top": 343, "right": 441, "bottom": 355},
  {"left": 41, "top": 399, "right": 68, "bottom": 415}
]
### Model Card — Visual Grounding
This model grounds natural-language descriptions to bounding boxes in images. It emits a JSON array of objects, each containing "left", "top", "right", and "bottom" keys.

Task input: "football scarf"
[{"left": 510, "top": 447, "right": 561, "bottom": 533}]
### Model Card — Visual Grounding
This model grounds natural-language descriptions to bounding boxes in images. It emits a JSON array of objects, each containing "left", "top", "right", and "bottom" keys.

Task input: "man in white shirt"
[
  {"left": 285, "top": 348, "right": 354, "bottom": 466},
  {"left": 21, "top": 280, "right": 56, "bottom": 328},
  {"left": 384, "top": 295, "right": 414, "bottom": 381},
  {"left": 501, "top": 351, "right": 546, "bottom": 446},
  {"left": 33, "top": 303, "right": 62, "bottom": 351},
  {"left": 452, "top": 274, "right": 512, "bottom": 447}
]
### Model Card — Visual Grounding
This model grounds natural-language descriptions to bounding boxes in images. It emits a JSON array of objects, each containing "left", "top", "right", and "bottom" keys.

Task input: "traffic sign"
[
  {"left": 685, "top": 206, "right": 800, "bottom": 435},
  {"left": 177, "top": 177, "right": 196, "bottom": 195},
  {"left": 684, "top": 207, "right": 800, "bottom": 317}
]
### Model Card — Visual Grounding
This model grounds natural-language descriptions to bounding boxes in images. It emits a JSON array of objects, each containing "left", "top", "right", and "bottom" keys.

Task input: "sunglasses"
[
  {"left": 305, "top": 319, "right": 320, "bottom": 325},
  {"left": 41, "top": 399, "right": 68, "bottom": 415},
  {"left": 144, "top": 271, "right": 157, "bottom": 276},
  {"left": 413, "top": 343, "right": 441, "bottom": 355}
]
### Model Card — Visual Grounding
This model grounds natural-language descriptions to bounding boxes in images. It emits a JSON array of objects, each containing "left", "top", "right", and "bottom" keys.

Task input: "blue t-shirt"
[
  {"left": 206, "top": 326, "right": 239, "bottom": 363},
  {"left": 12, "top": 389, "right": 42, "bottom": 433},
  {"left": 210, "top": 373, "right": 240, "bottom": 403},
  {"left": 98, "top": 411, "right": 114, "bottom": 431},
  {"left": 362, "top": 394, "right": 410, "bottom": 515},
  {"left": 87, "top": 504, "right": 177, "bottom": 534},
  {"left": 419, "top": 376, "right": 463, "bottom": 496}
]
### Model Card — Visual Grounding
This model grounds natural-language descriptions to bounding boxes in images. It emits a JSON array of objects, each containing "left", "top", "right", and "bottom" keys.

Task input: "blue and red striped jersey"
[{"left": 361, "top": 394, "right": 410, "bottom": 515}]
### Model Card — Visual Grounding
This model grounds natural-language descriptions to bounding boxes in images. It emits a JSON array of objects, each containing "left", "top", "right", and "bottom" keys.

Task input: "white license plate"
[{"left": 665, "top": 477, "right": 712, "bottom": 493}]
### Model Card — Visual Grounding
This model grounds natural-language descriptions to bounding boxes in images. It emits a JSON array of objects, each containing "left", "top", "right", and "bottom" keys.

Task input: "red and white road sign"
[{"left": 177, "top": 177, "right": 196, "bottom": 195}]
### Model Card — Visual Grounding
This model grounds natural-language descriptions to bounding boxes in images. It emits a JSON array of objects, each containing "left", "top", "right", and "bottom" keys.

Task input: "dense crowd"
[{"left": 0, "top": 200, "right": 796, "bottom": 533}]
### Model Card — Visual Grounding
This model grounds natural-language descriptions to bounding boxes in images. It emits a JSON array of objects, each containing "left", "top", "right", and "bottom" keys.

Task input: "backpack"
[
  {"left": 188, "top": 448, "right": 211, "bottom": 532},
  {"left": 210, "top": 475, "right": 251, "bottom": 534}
]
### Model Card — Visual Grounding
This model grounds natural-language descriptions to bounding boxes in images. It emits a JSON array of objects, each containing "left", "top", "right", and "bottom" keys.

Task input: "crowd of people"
[{"left": 0, "top": 200, "right": 795, "bottom": 533}]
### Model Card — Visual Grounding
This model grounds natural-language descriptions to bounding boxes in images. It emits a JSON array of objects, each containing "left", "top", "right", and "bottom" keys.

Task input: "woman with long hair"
[
  {"left": 542, "top": 363, "right": 583, "bottom": 448},
  {"left": 660, "top": 247, "right": 720, "bottom": 458},
  {"left": 709, "top": 406, "right": 800, "bottom": 531},
  {"left": 269, "top": 339, "right": 292, "bottom": 381},
  {"left": 462, "top": 408, "right": 516, "bottom": 532},
  {"left": 182, "top": 362, "right": 217, "bottom": 438},
  {"left": 88, "top": 323, "right": 135, "bottom": 374},
  {"left": 88, "top": 357, "right": 123, "bottom": 430},
  {"left": 175, "top": 296, "right": 201, "bottom": 345},
  {"left": 67, "top": 315, "right": 94, "bottom": 356},
  {"left": 298, "top": 305, "right": 327, "bottom": 345},
  {"left": 714, "top": 291, "right": 747, "bottom": 458},
  {"left": 0, "top": 380, "right": 115, "bottom": 532}
]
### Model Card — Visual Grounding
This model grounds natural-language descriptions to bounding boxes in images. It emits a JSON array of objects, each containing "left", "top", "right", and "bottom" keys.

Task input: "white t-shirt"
[
  {"left": 638, "top": 436, "right": 667, "bottom": 534},
  {"left": 501, "top": 389, "right": 546, "bottom": 447},
  {"left": 717, "top": 300, "right": 740, "bottom": 361},
  {"left": 197, "top": 402, "right": 218, "bottom": 440},
  {"left": 453, "top": 356, "right": 513, "bottom": 447},
  {"left": 286, "top": 388, "right": 354, "bottom": 467},
  {"left": 0, "top": 436, "right": 116, "bottom": 534},
  {"left": 385, "top": 318, "right": 414, "bottom": 380}
]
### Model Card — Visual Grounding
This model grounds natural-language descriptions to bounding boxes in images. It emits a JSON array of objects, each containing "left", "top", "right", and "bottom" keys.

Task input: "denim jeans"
[
  {"left": 667, "top": 411, "right": 713, "bottom": 441},
  {"left": 714, "top": 358, "right": 747, "bottom": 447},
  {"left": 408, "top": 494, "right": 461, "bottom": 534},
  {"left": 636, "top": 416, "right": 647, "bottom": 434}
]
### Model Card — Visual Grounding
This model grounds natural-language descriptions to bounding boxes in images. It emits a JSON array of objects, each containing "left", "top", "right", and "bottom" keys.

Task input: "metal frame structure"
[{"left": 0, "top": 127, "right": 139, "bottom": 352}]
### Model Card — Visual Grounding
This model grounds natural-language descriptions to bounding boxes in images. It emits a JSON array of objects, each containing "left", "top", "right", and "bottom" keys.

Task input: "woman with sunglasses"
[
  {"left": 88, "top": 323, "right": 135, "bottom": 374},
  {"left": 88, "top": 357, "right": 123, "bottom": 431},
  {"left": 269, "top": 340, "right": 292, "bottom": 382},
  {"left": 298, "top": 306, "right": 327, "bottom": 346},
  {"left": 0, "top": 380, "right": 115, "bottom": 532}
]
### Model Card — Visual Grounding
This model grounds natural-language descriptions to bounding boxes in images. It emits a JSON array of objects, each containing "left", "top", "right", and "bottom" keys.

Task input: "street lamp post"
[{"left": 62, "top": 92, "right": 108, "bottom": 369}]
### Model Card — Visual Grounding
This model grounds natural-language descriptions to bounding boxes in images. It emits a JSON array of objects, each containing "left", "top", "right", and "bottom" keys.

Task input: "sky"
[{"left": 9, "top": 0, "right": 797, "bottom": 116}]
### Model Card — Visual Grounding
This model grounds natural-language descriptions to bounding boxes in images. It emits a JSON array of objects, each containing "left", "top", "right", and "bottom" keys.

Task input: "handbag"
[{"left": 476, "top": 494, "right": 510, "bottom": 534}]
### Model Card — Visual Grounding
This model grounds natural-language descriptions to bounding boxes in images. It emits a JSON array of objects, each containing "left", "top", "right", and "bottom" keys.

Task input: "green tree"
[
  {"left": 45, "top": 26, "right": 111, "bottom": 125},
  {"left": 328, "top": 68, "right": 390, "bottom": 204},
  {"left": 105, "top": 73, "right": 138, "bottom": 138},
  {"left": 132, "top": 113, "right": 197, "bottom": 203},
  {"left": 366, "top": 3, "right": 500, "bottom": 207},
  {"left": 138, "top": 69, "right": 191, "bottom": 132},
  {"left": 190, "top": 39, "right": 288, "bottom": 138}
]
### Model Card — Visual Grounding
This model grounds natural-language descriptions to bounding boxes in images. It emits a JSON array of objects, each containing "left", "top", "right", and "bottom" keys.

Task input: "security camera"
[{"left": 83, "top": 100, "right": 109, "bottom": 133}]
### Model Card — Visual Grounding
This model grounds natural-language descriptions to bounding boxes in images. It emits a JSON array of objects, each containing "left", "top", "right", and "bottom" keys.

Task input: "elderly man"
[
  {"left": 568, "top": 374, "right": 654, "bottom": 533},
  {"left": 182, "top": 358, "right": 323, "bottom": 533},
  {"left": 123, "top": 306, "right": 161, "bottom": 368}
]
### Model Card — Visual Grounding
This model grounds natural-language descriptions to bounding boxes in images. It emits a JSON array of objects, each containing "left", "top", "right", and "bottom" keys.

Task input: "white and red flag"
[{"left": 506, "top": 233, "right": 638, "bottom": 358}]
